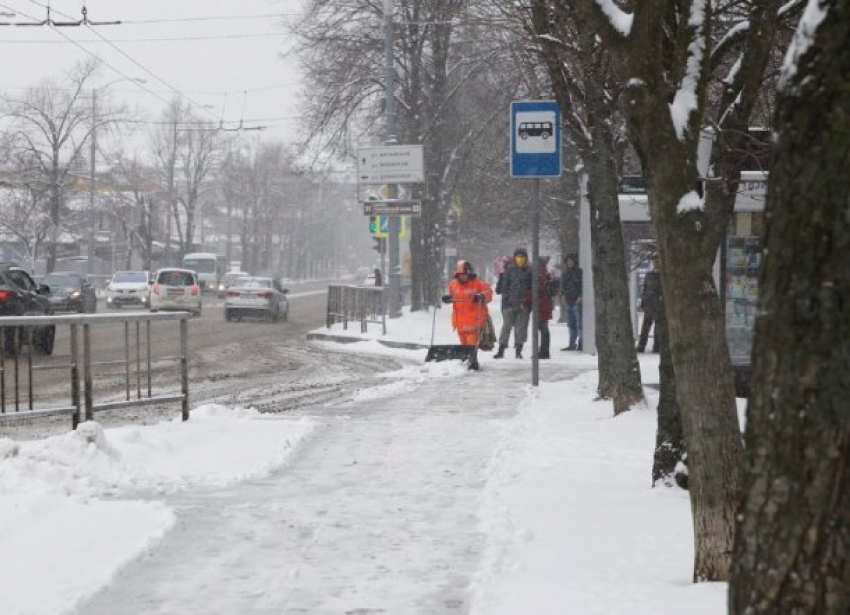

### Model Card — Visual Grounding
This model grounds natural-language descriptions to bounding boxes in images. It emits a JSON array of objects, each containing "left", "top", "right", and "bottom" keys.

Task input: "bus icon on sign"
[
  {"left": 515, "top": 111, "right": 557, "bottom": 154},
  {"left": 518, "top": 121, "right": 553, "bottom": 140}
]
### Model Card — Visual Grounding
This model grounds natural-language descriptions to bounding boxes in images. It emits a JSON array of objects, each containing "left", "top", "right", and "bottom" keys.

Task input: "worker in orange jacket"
[{"left": 442, "top": 260, "right": 493, "bottom": 346}]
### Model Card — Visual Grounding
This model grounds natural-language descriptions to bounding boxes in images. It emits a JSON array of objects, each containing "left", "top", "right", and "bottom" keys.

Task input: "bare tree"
[
  {"left": 0, "top": 151, "right": 52, "bottom": 269},
  {"left": 2, "top": 61, "right": 124, "bottom": 272},
  {"left": 109, "top": 154, "right": 160, "bottom": 270},
  {"left": 294, "top": 0, "right": 523, "bottom": 306},
  {"left": 568, "top": 0, "right": 801, "bottom": 580},
  {"left": 149, "top": 101, "right": 221, "bottom": 260},
  {"left": 730, "top": 1, "right": 850, "bottom": 611}
]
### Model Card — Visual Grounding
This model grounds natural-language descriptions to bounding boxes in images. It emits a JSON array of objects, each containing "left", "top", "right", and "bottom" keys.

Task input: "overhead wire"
[
  {"left": 82, "top": 22, "right": 221, "bottom": 123},
  {"left": 0, "top": 2, "right": 173, "bottom": 109},
  {"left": 0, "top": 32, "right": 284, "bottom": 42},
  {"left": 32, "top": 1, "right": 272, "bottom": 129},
  {"left": 25, "top": 0, "right": 221, "bottom": 122},
  {"left": 0, "top": 3, "right": 271, "bottom": 132}
]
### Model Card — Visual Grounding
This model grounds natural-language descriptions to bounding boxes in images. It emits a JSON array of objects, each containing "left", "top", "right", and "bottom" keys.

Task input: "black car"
[
  {"left": 0, "top": 263, "right": 55, "bottom": 356},
  {"left": 42, "top": 271, "right": 98, "bottom": 313}
]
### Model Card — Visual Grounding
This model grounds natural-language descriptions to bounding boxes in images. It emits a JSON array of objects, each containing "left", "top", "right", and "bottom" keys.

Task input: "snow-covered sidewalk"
[
  {"left": 0, "top": 306, "right": 727, "bottom": 614},
  {"left": 0, "top": 408, "right": 315, "bottom": 615}
]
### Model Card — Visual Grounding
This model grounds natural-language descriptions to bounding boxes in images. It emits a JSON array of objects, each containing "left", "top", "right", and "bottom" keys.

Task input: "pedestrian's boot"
[
  {"left": 515, "top": 345, "right": 523, "bottom": 359},
  {"left": 493, "top": 344, "right": 506, "bottom": 359},
  {"left": 539, "top": 331, "right": 550, "bottom": 359}
]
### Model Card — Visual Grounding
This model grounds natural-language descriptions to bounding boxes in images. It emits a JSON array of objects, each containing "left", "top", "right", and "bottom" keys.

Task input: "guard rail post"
[
  {"left": 83, "top": 323, "right": 93, "bottom": 422},
  {"left": 0, "top": 312, "right": 193, "bottom": 431},
  {"left": 180, "top": 317, "right": 189, "bottom": 421},
  {"left": 70, "top": 324, "right": 80, "bottom": 429}
]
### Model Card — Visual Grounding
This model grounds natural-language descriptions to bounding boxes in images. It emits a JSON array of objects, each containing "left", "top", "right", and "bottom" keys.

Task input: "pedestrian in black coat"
[
  {"left": 637, "top": 254, "right": 662, "bottom": 352},
  {"left": 493, "top": 247, "right": 533, "bottom": 359}
]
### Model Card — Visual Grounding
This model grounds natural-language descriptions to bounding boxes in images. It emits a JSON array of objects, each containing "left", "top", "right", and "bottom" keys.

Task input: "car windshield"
[
  {"left": 233, "top": 277, "right": 271, "bottom": 289},
  {"left": 113, "top": 272, "right": 148, "bottom": 284},
  {"left": 183, "top": 259, "right": 216, "bottom": 273},
  {"left": 43, "top": 274, "right": 80, "bottom": 287},
  {"left": 157, "top": 271, "right": 195, "bottom": 286}
]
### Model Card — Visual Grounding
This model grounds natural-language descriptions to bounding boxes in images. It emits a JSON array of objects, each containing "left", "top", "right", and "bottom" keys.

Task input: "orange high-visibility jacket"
[{"left": 447, "top": 277, "right": 493, "bottom": 333}]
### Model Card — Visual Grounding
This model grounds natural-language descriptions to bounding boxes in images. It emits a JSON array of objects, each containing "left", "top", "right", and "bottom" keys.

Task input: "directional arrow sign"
[
  {"left": 363, "top": 200, "right": 422, "bottom": 216},
  {"left": 357, "top": 145, "right": 424, "bottom": 184}
]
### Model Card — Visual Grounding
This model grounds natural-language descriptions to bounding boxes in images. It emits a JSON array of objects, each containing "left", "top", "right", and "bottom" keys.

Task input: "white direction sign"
[{"left": 357, "top": 145, "right": 424, "bottom": 184}]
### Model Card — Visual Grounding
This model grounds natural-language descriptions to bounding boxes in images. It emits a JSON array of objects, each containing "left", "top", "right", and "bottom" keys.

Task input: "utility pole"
[
  {"left": 165, "top": 118, "right": 177, "bottom": 266},
  {"left": 383, "top": 0, "right": 402, "bottom": 318},
  {"left": 87, "top": 89, "right": 97, "bottom": 274}
]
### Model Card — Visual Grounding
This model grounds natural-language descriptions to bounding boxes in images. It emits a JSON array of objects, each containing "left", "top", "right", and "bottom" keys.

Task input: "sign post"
[
  {"left": 357, "top": 144, "right": 424, "bottom": 319},
  {"left": 510, "top": 100, "right": 562, "bottom": 386}
]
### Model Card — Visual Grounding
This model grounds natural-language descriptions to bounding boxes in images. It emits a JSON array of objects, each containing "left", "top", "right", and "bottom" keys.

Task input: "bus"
[
  {"left": 518, "top": 121, "right": 553, "bottom": 140},
  {"left": 182, "top": 252, "right": 227, "bottom": 292}
]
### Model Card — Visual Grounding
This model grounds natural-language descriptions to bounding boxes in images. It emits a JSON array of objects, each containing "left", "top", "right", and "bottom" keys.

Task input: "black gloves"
[
  {"left": 441, "top": 294, "right": 452, "bottom": 304},
  {"left": 473, "top": 293, "right": 486, "bottom": 303}
]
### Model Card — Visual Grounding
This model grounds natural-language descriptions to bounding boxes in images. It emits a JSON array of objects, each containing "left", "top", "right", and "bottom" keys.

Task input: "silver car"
[{"left": 224, "top": 277, "right": 289, "bottom": 322}]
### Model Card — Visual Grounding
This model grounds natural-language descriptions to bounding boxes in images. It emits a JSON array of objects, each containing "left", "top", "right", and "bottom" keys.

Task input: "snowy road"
[{"left": 74, "top": 362, "right": 574, "bottom": 614}]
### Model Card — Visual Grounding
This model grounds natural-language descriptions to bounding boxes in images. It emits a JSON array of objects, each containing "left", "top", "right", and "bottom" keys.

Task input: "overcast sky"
[{"left": 1, "top": 0, "right": 304, "bottom": 146}]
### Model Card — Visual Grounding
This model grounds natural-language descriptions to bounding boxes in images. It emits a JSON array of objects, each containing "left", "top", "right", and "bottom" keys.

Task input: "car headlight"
[{"left": 71, "top": 290, "right": 81, "bottom": 298}]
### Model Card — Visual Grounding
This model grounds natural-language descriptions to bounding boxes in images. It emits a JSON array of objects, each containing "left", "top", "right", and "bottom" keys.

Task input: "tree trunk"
[
  {"left": 585, "top": 143, "right": 644, "bottom": 415},
  {"left": 649, "top": 173, "right": 744, "bottom": 582},
  {"left": 652, "top": 310, "right": 686, "bottom": 488},
  {"left": 47, "top": 164, "right": 62, "bottom": 274},
  {"left": 730, "top": 5, "right": 850, "bottom": 612},
  {"left": 410, "top": 220, "right": 424, "bottom": 310}
]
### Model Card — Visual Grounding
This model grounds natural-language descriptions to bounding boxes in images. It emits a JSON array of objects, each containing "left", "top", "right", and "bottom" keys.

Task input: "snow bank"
[
  {"left": 0, "top": 406, "right": 315, "bottom": 497},
  {"left": 0, "top": 405, "right": 316, "bottom": 615},
  {"left": 471, "top": 371, "right": 727, "bottom": 614},
  {"left": 0, "top": 495, "right": 174, "bottom": 615}
]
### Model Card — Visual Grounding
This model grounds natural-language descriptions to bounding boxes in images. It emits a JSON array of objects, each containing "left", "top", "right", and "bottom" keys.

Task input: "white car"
[
  {"left": 224, "top": 276, "right": 289, "bottom": 322},
  {"left": 106, "top": 271, "right": 150, "bottom": 309},
  {"left": 149, "top": 268, "right": 202, "bottom": 316}
]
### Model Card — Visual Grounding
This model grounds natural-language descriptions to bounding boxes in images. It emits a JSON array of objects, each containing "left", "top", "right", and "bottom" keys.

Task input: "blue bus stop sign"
[{"left": 510, "top": 100, "right": 562, "bottom": 178}]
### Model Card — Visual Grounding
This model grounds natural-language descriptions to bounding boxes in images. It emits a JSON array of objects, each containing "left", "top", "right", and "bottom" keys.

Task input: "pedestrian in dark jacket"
[
  {"left": 494, "top": 247, "right": 533, "bottom": 359},
  {"left": 529, "top": 257, "right": 555, "bottom": 359},
  {"left": 560, "top": 253, "right": 582, "bottom": 350},
  {"left": 636, "top": 253, "right": 662, "bottom": 352},
  {"left": 373, "top": 268, "right": 383, "bottom": 286}
]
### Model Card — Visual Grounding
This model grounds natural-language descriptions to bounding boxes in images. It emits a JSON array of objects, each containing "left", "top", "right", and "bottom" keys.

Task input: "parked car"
[
  {"left": 0, "top": 263, "right": 55, "bottom": 356},
  {"left": 217, "top": 271, "right": 248, "bottom": 298},
  {"left": 224, "top": 276, "right": 288, "bottom": 322},
  {"left": 42, "top": 271, "right": 98, "bottom": 313},
  {"left": 106, "top": 271, "right": 150, "bottom": 309},
  {"left": 149, "top": 268, "right": 202, "bottom": 316}
]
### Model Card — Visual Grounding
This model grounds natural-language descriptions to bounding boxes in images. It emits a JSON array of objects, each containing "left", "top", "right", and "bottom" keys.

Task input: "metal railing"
[
  {"left": 326, "top": 285, "right": 387, "bottom": 335},
  {"left": 0, "top": 312, "right": 191, "bottom": 430}
]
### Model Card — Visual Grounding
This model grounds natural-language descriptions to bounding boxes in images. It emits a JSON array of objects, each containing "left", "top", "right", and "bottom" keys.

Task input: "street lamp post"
[{"left": 87, "top": 78, "right": 145, "bottom": 275}]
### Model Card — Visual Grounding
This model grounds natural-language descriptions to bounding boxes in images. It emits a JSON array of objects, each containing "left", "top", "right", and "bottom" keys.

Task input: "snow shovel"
[{"left": 424, "top": 301, "right": 480, "bottom": 370}]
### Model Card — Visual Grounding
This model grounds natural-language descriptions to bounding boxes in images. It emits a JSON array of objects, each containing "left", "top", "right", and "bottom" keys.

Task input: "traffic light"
[
  {"left": 369, "top": 216, "right": 378, "bottom": 234},
  {"left": 446, "top": 210, "right": 459, "bottom": 241}
]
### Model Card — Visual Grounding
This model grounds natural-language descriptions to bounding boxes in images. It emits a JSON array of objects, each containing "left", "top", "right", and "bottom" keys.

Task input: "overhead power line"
[
  {"left": 0, "top": 32, "right": 283, "bottom": 42},
  {"left": 0, "top": 1, "right": 120, "bottom": 25},
  {"left": 0, "top": 2, "right": 268, "bottom": 131},
  {"left": 3, "top": 1, "right": 268, "bottom": 130},
  {"left": 124, "top": 12, "right": 296, "bottom": 24}
]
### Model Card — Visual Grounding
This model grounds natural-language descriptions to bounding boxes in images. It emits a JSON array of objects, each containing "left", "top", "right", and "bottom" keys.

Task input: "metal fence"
[
  {"left": 326, "top": 285, "right": 387, "bottom": 335},
  {"left": 0, "top": 312, "right": 191, "bottom": 430}
]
